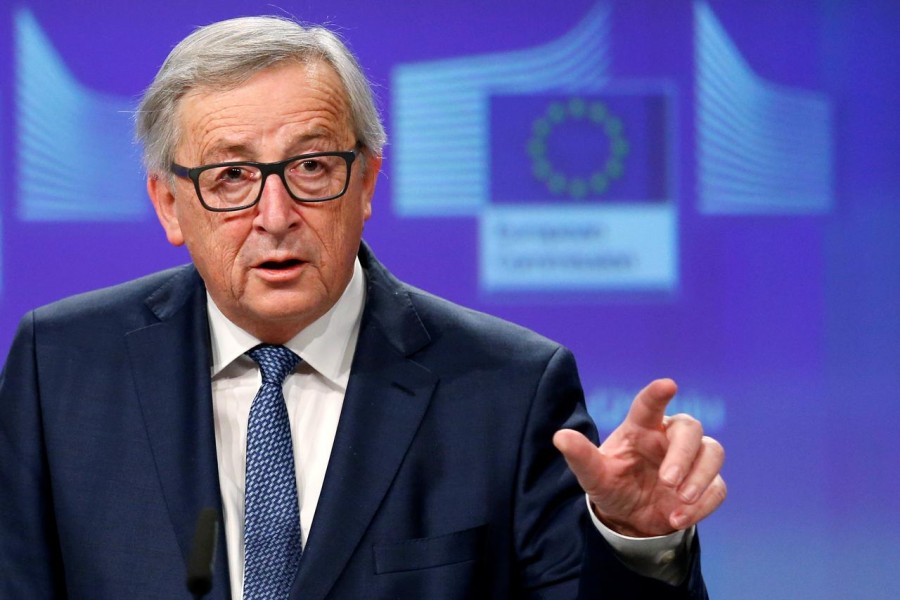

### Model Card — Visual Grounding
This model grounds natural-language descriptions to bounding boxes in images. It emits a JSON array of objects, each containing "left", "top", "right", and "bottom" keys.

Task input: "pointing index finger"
[{"left": 625, "top": 378, "right": 678, "bottom": 430}]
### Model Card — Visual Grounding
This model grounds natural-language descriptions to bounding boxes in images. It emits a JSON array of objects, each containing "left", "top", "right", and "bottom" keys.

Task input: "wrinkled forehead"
[{"left": 172, "top": 59, "right": 355, "bottom": 159}]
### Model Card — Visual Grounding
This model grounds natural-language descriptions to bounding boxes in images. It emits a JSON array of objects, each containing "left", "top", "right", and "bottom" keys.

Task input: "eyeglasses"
[{"left": 170, "top": 149, "right": 358, "bottom": 212}]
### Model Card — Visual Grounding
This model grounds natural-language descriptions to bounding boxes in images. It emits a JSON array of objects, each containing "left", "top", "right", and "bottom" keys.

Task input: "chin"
[{"left": 250, "top": 295, "right": 326, "bottom": 325}]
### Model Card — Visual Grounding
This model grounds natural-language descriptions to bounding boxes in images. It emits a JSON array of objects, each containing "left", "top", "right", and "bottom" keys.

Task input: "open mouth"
[{"left": 258, "top": 258, "right": 303, "bottom": 270}]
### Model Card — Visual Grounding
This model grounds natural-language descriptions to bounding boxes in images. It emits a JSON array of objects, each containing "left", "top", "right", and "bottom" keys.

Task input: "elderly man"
[{"left": 0, "top": 16, "right": 724, "bottom": 600}]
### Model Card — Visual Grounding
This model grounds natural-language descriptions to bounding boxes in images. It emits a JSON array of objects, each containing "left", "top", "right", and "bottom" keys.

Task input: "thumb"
[{"left": 553, "top": 429, "right": 607, "bottom": 496}]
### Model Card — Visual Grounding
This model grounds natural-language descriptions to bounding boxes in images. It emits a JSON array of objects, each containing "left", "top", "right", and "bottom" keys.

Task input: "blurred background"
[{"left": 1, "top": 1, "right": 898, "bottom": 597}]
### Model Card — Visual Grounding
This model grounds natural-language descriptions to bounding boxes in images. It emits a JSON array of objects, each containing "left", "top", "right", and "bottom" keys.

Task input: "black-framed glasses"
[{"left": 170, "top": 149, "right": 358, "bottom": 212}]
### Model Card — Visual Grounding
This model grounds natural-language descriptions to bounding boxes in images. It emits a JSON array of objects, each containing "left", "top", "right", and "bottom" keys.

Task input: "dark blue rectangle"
[{"left": 490, "top": 92, "right": 671, "bottom": 204}]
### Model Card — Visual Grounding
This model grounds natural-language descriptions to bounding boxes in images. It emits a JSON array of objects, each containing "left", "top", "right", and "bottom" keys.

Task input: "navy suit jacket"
[{"left": 0, "top": 244, "right": 707, "bottom": 599}]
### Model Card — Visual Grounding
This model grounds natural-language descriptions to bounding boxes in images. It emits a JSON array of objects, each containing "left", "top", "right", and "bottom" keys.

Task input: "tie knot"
[{"left": 246, "top": 344, "right": 300, "bottom": 385}]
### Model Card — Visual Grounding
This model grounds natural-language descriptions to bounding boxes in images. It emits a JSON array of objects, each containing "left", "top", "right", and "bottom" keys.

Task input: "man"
[{"left": 0, "top": 16, "right": 725, "bottom": 599}]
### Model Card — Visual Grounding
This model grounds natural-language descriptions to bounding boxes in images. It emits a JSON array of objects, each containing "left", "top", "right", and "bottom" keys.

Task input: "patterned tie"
[{"left": 243, "top": 344, "right": 303, "bottom": 600}]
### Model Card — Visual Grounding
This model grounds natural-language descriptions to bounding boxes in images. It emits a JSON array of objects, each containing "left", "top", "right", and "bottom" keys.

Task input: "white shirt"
[
  {"left": 207, "top": 258, "right": 688, "bottom": 597},
  {"left": 209, "top": 259, "right": 365, "bottom": 599}
]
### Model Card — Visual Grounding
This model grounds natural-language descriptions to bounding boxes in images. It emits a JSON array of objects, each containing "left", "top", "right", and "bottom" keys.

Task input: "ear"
[
  {"left": 359, "top": 153, "right": 382, "bottom": 222},
  {"left": 147, "top": 174, "right": 185, "bottom": 246}
]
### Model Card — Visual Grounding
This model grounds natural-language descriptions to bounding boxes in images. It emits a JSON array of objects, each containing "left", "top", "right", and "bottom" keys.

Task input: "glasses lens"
[
  {"left": 197, "top": 165, "right": 262, "bottom": 210},
  {"left": 284, "top": 155, "right": 349, "bottom": 201}
]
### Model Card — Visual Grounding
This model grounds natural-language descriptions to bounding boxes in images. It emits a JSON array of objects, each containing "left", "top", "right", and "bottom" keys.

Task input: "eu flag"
[{"left": 490, "top": 92, "right": 671, "bottom": 204}]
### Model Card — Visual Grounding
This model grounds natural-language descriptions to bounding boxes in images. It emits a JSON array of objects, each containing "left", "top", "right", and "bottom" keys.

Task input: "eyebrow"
[
  {"left": 285, "top": 131, "right": 345, "bottom": 153},
  {"left": 198, "top": 141, "right": 254, "bottom": 165},
  {"left": 199, "top": 131, "right": 343, "bottom": 164}
]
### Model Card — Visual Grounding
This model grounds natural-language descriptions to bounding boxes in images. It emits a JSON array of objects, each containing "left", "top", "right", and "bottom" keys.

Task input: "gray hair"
[{"left": 135, "top": 15, "right": 386, "bottom": 174}]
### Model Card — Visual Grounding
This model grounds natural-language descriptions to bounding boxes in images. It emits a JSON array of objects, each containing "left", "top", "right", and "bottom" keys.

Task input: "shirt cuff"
[{"left": 586, "top": 495, "right": 695, "bottom": 586}]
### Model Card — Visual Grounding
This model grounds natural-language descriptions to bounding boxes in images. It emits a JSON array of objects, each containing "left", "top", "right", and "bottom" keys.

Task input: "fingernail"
[
  {"left": 662, "top": 466, "right": 682, "bottom": 486},
  {"left": 680, "top": 484, "right": 700, "bottom": 503},
  {"left": 671, "top": 512, "right": 689, "bottom": 529}
]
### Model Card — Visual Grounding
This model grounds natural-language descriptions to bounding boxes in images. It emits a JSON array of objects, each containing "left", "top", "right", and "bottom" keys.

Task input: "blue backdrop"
[{"left": 2, "top": 1, "right": 898, "bottom": 597}]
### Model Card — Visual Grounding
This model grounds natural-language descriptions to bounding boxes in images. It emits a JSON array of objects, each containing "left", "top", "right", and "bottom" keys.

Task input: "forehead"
[{"left": 175, "top": 61, "right": 354, "bottom": 162}]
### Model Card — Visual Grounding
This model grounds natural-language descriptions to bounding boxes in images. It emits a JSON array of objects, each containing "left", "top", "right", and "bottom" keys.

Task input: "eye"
[
  {"left": 218, "top": 166, "right": 252, "bottom": 182},
  {"left": 297, "top": 159, "right": 324, "bottom": 174}
]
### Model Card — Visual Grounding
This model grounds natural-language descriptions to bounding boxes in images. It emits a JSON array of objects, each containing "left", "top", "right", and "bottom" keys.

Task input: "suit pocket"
[{"left": 373, "top": 524, "right": 487, "bottom": 574}]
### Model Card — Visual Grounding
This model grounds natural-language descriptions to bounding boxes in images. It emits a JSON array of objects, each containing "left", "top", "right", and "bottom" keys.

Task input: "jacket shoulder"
[
  {"left": 404, "top": 283, "right": 567, "bottom": 367},
  {"left": 359, "top": 242, "right": 567, "bottom": 366},
  {"left": 30, "top": 264, "right": 201, "bottom": 332}
]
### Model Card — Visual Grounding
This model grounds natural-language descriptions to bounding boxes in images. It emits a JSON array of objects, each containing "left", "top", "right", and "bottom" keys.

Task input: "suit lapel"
[
  {"left": 124, "top": 267, "right": 231, "bottom": 599},
  {"left": 292, "top": 245, "right": 437, "bottom": 599},
  {"left": 121, "top": 249, "right": 434, "bottom": 599}
]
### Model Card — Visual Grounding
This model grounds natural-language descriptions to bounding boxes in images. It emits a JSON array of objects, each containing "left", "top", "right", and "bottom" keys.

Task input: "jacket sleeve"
[{"left": 0, "top": 312, "right": 66, "bottom": 598}]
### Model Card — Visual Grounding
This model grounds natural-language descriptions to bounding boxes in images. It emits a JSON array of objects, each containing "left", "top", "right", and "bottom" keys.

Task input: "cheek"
[
  {"left": 318, "top": 201, "right": 361, "bottom": 247},
  {"left": 180, "top": 213, "right": 250, "bottom": 292},
  {"left": 310, "top": 204, "right": 363, "bottom": 285},
  {"left": 337, "top": 203, "right": 366, "bottom": 251}
]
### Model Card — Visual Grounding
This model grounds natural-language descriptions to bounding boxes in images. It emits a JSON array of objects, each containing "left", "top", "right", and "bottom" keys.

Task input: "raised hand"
[{"left": 553, "top": 379, "right": 726, "bottom": 537}]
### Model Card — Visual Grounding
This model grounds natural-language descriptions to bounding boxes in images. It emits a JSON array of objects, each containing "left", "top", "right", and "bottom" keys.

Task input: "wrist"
[{"left": 589, "top": 501, "right": 666, "bottom": 538}]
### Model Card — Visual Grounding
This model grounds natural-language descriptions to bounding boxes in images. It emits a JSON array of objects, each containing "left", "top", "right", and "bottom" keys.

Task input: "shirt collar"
[{"left": 207, "top": 257, "right": 366, "bottom": 390}]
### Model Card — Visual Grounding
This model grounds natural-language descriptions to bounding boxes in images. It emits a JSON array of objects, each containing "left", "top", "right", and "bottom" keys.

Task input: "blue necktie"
[{"left": 243, "top": 344, "right": 303, "bottom": 600}]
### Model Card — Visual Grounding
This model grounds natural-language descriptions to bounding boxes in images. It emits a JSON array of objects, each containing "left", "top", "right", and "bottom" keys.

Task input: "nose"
[{"left": 253, "top": 172, "right": 300, "bottom": 235}]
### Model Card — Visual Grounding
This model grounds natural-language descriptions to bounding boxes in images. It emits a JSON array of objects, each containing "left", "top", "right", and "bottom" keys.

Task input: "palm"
[
  {"left": 588, "top": 421, "right": 683, "bottom": 536},
  {"left": 553, "top": 378, "right": 726, "bottom": 537}
]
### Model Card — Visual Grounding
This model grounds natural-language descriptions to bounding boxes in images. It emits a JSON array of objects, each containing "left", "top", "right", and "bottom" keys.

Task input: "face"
[{"left": 148, "top": 61, "right": 380, "bottom": 343}]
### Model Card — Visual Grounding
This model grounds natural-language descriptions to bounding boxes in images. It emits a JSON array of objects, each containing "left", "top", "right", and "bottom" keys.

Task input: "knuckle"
[
  {"left": 715, "top": 479, "right": 728, "bottom": 504},
  {"left": 709, "top": 476, "right": 727, "bottom": 503},
  {"left": 702, "top": 436, "right": 725, "bottom": 462},
  {"left": 670, "top": 413, "right": 703, "bottom": 435}
]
